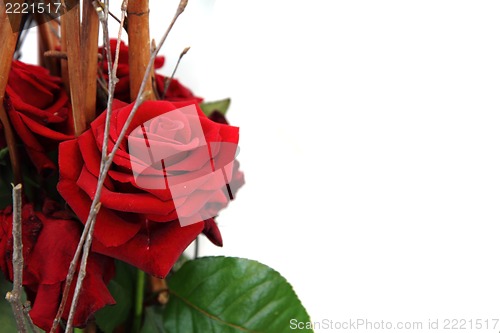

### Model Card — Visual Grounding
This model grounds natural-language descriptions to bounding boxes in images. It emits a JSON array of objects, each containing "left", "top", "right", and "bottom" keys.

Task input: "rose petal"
[{"left": 92, "top": 220, "right": 204, "bottom": 277}]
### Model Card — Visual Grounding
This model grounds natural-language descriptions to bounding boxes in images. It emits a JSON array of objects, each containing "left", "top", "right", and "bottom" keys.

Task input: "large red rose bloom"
[{"left": 57, "top": 100, "right": 239, "bottom": 277}]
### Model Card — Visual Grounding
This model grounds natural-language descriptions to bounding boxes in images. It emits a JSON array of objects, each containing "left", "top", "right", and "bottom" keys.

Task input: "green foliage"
[
  {"left": 0, "top": 275, "right": 18, "bottom": 332},
  {"left": 200, "top": 99, "right": 231, "bottom": 117},
  {"left": 95, "top": 261, "right": 136, "bottom": 333},
  {"left": 142, "top": 256, "right": 313, "bottom": 333}
]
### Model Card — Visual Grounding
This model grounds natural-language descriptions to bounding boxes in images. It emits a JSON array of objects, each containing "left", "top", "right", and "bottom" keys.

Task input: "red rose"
[
  {"left": 4, "top": 61, "right": 73, "bottom": 175},
  {"left": 0, "top": 202, "right": 114, "bottom": 331},
  {"left": 209, "top": 111, "right": 245, "bottom": 196},
  {"left": 100, "top": 40, "right": 202, "bottom": 104},
  {"left": 58, "top": 100, "right": 240, "bottom": 277}
]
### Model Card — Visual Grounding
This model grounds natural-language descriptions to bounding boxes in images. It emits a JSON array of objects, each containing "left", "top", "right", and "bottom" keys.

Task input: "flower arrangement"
[{"left": 0, "top": 1, "right": 312, "bottom": 332}]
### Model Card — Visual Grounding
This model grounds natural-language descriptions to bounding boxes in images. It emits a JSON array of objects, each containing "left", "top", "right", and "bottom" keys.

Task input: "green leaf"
[
  {"left": 0, "top": 167, "right": 13, "bottom": 210},
  {"left": 95, "top": 261, "right": 135, "bottom": 333},
  {"left": 171, "top": 254, "right": 190, "bottom": 273},
  {"left": 0, "top": 274, "right": 20, "bottom": 332},
  {"left": 200, "top": 99, "right": 231, "bottom": 117},
  {"left": 141, "top": 307, "right": 166, "bottom": 333},
  {"left": 148, "top": 256, "right": 313, "bottom": 333},
  {"left": 0, "top": 147, "right": 9, "bottom": 164}
]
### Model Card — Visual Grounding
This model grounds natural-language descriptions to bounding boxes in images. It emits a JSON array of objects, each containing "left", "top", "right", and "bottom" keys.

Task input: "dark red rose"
[
  {"left": 100, "top": 39, "right": 202, "bottom": 104},
  {"left": 0, "top": 202, "right": 114, "bottom": 331},
  {"left": 58, "top": 100, "right": 240, "bottom": 277},
  {"left": 4, "top": 61, "right": 73, "bottom": 176},
  {"left": 208, "top": 111, "right": 245, "bottom": 199}
]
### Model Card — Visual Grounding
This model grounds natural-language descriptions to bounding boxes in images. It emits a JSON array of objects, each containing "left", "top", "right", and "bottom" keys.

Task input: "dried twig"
[
  {"left": 63, "top": 202, "right": 101, "bottom": 333},
  {"left": 56, "top": 1, "right": 188, "bottom": 332},
  {"left": 37, "top": 19, "right": 60, "bottom": 76},
  {"left": 160, "top": 46, "right": 190, "bottom": 99},
  {"left": 22, "top": 302, "right": 38, "bottom": 333},
  {"left": 56, "top": 0, "right": 129, "bottom": 332},
  {"left": 5, "top": 184, "right": 27, "bottom": 333}
]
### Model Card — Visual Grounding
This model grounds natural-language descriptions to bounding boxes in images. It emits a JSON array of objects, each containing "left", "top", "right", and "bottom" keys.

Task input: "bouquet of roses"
[{"left": 0, "top": 1, "right": 312, "bottom": 332}]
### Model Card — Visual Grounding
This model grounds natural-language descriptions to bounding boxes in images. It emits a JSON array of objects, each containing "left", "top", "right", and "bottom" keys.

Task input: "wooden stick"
[
  {"left": 37, "top": 19, "right": 60, "bottom": 76},
  {"left": 0, "top": 4, "right": 21, "bottom": 184},
  {"left": 81, "top": 0, "right": 99, "bottom": 125},
  {"left": 59, "top": 25, "right": 70, "bottom": 98},
  {"left": 127, "top": 0, "right": 155, "bottom": 101},
  {"left": 61, "top": 1, "right": 86, "bottom": 136}
]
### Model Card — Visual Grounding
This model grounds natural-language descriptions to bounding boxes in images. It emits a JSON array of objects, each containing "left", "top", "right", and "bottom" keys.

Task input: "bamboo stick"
[
  {"left": 0, "top": 4, "right": 22, "bottom": 183},
  {"left": 61, "top": 1, "right": 86, "bottom": 136},
  {"left": 127, "top": 0, "right": 155, "bottom": 101},
  {"left": 81, "top": 1, "right": 99, "bottom": 125}
]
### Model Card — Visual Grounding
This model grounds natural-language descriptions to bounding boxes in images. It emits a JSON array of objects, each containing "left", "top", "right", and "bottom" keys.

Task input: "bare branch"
[
  {"left": 59, "top": 0, "right": 128, "bottom": 331},
  {"left": 161, "top": 46, "right": 190, "bottom": 99},
  {"left": 5, "top": 184, "right": 27, "bottom": 333},
  {"left": 63, "top": 203, "right": 101, "bottom": 333},
  {"left": 58, "top": 1, "right": 189, "bottom": 331},
  {"left": 22, "top": 301, "right": 39, "bottom": 333}
]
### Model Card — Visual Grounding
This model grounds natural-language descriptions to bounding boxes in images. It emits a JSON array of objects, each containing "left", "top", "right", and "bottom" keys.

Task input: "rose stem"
[
  {"left": 5, "top": 184, "right": 28, "bottom": 333},
  {"left": 127, "top": 0, "right": 155, "bottom": 101},
  {"left": 127, "top": 0, "right": 167, "bottom": 311},
  {"left": 61, "top": 1, "right": 86, "bottom": 136},
  {"left": 81, "top": 0, "right": 99, "bottom": 125},
  {"left": 150, "top": 276, "right": 169, "bottom": 305},
  {"left": 132, "top": 270, "right": 146, "bottom": 333},
  {"left": 160, "top": 46, "right": 190, "bottom": 99},
  {"left": 0, "top": 5, "right": 22, "bottom": 184}
]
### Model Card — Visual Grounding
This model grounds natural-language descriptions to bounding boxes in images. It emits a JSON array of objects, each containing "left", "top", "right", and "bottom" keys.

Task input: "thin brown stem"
[
  {"left": 63, "top": 202, "right": 101, "bottom": 333},
  {"left": 59, "top": 15, "right": 70, "bottom": 98},
  {"left": 43, "top": 50, "right": 68, "bottom": 60},
  {"left": 22, "top": 302, "right": 38, "bottom": 333},
  {"left": 37, "top": 19, "right": 60, "bottom": 75},
  {"left": 161, "top": 46, "right": 190, "bottom": 99},
  {"left": 5, "top": 184, "right": 27, "bottom": 333},
  {"left": 149, "top": 277, "right": 169, "bottom": 305}
]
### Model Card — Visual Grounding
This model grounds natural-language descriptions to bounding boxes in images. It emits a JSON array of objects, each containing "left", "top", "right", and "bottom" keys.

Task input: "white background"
[{"left": 21, "top": 1, "right": 500, "bottom": 332}]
